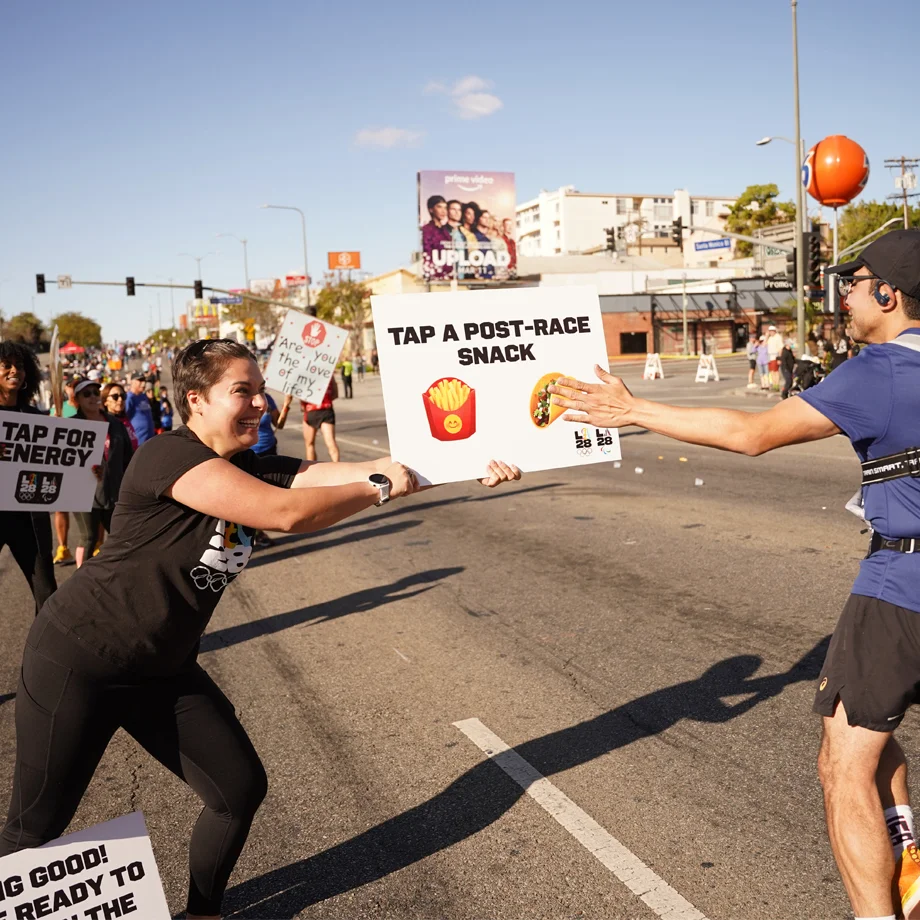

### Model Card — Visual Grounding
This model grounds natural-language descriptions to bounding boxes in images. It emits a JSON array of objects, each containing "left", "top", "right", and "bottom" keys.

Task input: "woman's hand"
[
  {"left": 549, "top": 366, "right": 637, "bottom": 429},
  {"left": 383, "top": 462, "right": 420, "bottom": 499},
  {"left": 479, "top": 460, "right": 522, "bottom": 488},
  {"left": 91, "top": 464, "right": 103, "bottom": 482}
]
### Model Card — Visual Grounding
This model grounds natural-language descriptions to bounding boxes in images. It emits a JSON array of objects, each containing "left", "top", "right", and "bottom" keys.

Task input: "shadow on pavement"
[
  {"left": 257, "top": 482, "right": 564, "bottom": 559},
  {"left": 247, "top": 519, "right": 423, "bottom": 570},
  {"left": 0, "top": 693, "right": 15, "bottom": 707},
  {"left": 224, "top": 634, "right": 830, "bottom": 917},
  {"left": 201, "top": 568, "right": 465, "bottom": 653}
]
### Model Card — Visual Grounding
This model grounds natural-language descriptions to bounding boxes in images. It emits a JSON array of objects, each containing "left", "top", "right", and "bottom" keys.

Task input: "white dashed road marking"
[{"left": 453, "top": 717, "right": 707, "bottom": 920}]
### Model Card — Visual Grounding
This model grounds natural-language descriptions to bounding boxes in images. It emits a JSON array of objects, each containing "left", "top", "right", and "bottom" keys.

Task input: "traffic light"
[
  {"left": 126, "top": 277, "right": 135, "bottom": 296},
  {"left": 785, "top": 248, "right": 797, "bottom": 285},
  {"left": 605, "top": 227, "right": 616, "bottom": 252},
  {"left": 671, "top": 217, "right": 684, "bottom": 251},
  {"left": 806, "top": 231, "right": 822, "bottom": 289},
  {"left": 36, "top": 274, "right": 45, "bottom": 294},
  {"left": 194, "top": 280, "right": 203, "bottom": 299}
]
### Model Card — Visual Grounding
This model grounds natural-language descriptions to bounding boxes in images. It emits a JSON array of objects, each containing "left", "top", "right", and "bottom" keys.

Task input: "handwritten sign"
[
  {"left": 0, "top": 812, "right": 170, "bottom": 920},
  {"left": 371, "top": 286, "right": 621, "bottom": 484},
  {"left": 0, "top": 416, "right": 107, "bottom": 512},
  {"left": 262, "top": 310, "right": 348, "bottom": 402}
]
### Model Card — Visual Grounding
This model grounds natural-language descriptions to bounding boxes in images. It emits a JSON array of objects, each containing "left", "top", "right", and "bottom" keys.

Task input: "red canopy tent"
[{"left": 59, "top": 342, "right": 85, "bottom": 354}]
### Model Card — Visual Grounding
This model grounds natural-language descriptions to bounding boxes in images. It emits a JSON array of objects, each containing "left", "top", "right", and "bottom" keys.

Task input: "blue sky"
[{"left": 2, "top": 0, "right": 917, "bottom": 341}]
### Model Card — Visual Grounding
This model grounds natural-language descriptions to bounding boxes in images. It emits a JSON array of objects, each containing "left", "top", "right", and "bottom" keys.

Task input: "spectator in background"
[
  {"left": 747, "top": 336, "right": 759, "bottom": 388},
  {"left": 370, "top": 348, "right": 379, "bottom": 375},
  {"left": 780, "top": 339, "right": 796, "bottom": 399},
  {"left": 71, "top": 378, "right": 134, "bottom": 567},
  {"left": 253, "top": 391, "right": 293, "bottom": 547},
  {"left": 145, "top": 385, "right": 162, "bottom": 432},
  {"left": 126, "top": 372, "right": 154, "bottom": 443},
  {"left": 0, "top": 341, "right": 57, "bottom": 614},
  {"left": 756, "top": 335, "right": 771, "bottom": 390},
  {"left": 341, "top": 357, "right": 353, "bottom": 399},
  {"left": 355, "top": 354, "right": 366, "bottom": 382},
  {"left": 51, "top": 375, "right": 80, "bottom": 564},
  {"left": 829, "top": 327, "right": 851, "bottom": 371},
  {"left": 102, "top": 383, "right": 139, "bottom": 451},
  {"left": 158, "top": 386, "right": 173, "bottom": 432},
  {"left": 766, "top": 324, "right": 784, "bottom": 389}
]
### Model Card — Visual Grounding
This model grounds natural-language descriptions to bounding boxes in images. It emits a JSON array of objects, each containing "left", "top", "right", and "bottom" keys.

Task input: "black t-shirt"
[{"left": 46, "top": 427, "right": 301, "bottom": 674}]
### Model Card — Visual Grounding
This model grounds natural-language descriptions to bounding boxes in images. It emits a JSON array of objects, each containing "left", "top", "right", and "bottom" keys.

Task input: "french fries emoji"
[{"left": 422, "top": 377, "right": 476, "bottom": 441}]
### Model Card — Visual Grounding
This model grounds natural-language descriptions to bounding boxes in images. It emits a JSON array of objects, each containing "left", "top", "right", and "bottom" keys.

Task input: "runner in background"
[
  {"left": 125, "top": 372, "right": 155, "bottom": 444},
  {"left": 0, "top": 342, "right": 57, "bottom": 614},
  {"left": 301, "top": 377, "right": 339, "bottom": 462}
]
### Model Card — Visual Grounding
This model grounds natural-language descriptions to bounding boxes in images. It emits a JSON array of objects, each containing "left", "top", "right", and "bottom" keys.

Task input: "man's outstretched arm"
[{"left": 550, "top": 366, "right": 841, "bottom": 457}]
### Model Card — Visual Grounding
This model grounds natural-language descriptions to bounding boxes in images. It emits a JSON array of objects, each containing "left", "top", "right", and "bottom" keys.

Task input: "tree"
[
  {"left": 53, "top": 312, "right": 102, "bottom": 348},
  {"left": 313, "top": 281, "right": 371, "bottom": 355},
  {"left": 724, "top": 184, "right": 797, "bottom": 257},
  {"left": 5, "top": 312, "right": 46, "bottom": 347},
  {"left": 222, "top": 295, "right": 285, "bottom": 343},
  {"left": 836, "top": 200, "right": 920, "bottom": 258}
]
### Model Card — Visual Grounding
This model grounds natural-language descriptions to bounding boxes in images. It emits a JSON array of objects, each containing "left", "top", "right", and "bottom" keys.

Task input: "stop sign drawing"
[{"left": 302, "top": 320, "right": 327, "bottom": 349}]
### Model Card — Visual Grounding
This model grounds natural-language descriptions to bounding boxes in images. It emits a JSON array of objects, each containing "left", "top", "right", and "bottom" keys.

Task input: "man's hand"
[
  {"left": 479, "top": 460, "right": 522, "bottom": 488},
  {"left": 549, "top": 366, "right": 636, "bottom": 429},
  {"left": 91, "top": 464, "right": 103, "bottom": 482}
]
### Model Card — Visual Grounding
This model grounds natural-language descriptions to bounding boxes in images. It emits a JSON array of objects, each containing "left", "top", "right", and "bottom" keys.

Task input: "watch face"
[{"left": 369, "top": 473, "right": 389, "bottom": 486}]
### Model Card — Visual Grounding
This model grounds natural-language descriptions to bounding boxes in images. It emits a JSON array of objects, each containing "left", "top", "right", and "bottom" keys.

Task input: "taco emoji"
[{"left": 530, "top": 372, "right": 567, "bottom": 429}]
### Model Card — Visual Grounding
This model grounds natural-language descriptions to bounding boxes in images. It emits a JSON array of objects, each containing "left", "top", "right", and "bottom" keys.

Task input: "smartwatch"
[{"left": 368, "top": 472, "right": 391, "bottom": 506}]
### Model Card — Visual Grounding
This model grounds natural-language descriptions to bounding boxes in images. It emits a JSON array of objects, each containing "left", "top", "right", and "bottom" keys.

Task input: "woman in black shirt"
[
  {"left": 0, "top": 341, "right": 56, "bottom": 615},
  {"left": 0, "top": 339, "right": 519, "bottom": 919}
]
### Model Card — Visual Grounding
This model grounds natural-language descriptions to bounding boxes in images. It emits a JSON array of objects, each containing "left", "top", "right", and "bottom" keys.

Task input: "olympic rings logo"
[{"left": 190, "top": 565, "right": 235, "bottom": 593}]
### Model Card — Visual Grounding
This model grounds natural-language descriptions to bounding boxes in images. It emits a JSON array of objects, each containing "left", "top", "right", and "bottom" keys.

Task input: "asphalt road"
[{"left": 1, "top": 356, "right": 911, "bottom": 920}]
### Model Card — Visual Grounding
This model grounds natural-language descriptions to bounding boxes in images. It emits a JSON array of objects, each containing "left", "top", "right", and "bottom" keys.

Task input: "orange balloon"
[{"left": 802, "top": 135, "right": 870, "bottom": 207}]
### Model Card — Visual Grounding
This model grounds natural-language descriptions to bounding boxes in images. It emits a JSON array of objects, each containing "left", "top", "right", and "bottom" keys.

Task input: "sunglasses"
[
  {"left": 106, "top": 392, "right": 126, "bottom": 401},
  {"left": 78, "top": 388, "right": 101, "bottom": 398},
  {"left": 184, "top": 338, "right": 234, "bottom": 359},
  {"left": 837, "top": 274, "right": 884, "bottom": 297}
]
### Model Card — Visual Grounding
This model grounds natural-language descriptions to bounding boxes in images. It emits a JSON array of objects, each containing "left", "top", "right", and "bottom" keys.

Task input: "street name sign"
[{"left": 694, "top": 239, "right": 731, "bottom": 252}]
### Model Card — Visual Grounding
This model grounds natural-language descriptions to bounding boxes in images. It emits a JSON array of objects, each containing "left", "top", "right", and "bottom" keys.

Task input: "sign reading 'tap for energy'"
[
  {"left": 371, "top": 285, "right": 621, "bottom": 485},
  {"left": 262, "top": 310, "right": 349, "bottom": 403}
]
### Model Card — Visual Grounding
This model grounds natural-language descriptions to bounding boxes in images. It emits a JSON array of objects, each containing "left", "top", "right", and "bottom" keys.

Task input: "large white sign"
[
  {"left": 0, "top": 416, "right": 107, "bottom": 512},
  {"left": 0, "top": 812, "right": 170, "bottom": 920},
  {"left": 371, "top": 286, "right": 621, "bottom": 484},
  {"left": 262, "top": 310, "right": 349, "bottom": 403}
]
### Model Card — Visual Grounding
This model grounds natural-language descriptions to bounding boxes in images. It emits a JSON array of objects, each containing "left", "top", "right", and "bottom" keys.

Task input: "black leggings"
[
  {"left": 0, "top": 615, "right": 267, "bottom": 916},
  {"left": 0, "top": 512, "right": 56, "bottom": 616}
]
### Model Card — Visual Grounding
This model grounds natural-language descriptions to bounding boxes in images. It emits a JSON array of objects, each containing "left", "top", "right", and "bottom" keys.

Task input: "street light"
[
  {"left": 178, "top": 251, "right": 217, "bottom": 281},
  {"left": 216, "top": 234, "right": 250, "bottom": 291},
  {"left": 260, "top": 204, "right": 311, "bottom": 314},
  {"left": 755, "top": 136, "right": 808, "bottom": 233}
]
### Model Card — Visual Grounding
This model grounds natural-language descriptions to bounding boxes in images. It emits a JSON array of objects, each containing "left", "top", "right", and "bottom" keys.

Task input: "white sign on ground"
[
  {"left": 262, "top": 310, "right": 348, "bottom": 403},
  {"left": 371, "top": 285, "right": 621, "bottom": 484},
  {"left": 642, "top": 354, "right": 664, "bottom": 380},
  {"left": 0, "top": 416, "right": 107, "bottom": 512},
  {"left": 0, "top": 812, "right": 170, "bottom": 920},
  {"left": 695, "top": 354, "right": 720, "bottom": 383}
]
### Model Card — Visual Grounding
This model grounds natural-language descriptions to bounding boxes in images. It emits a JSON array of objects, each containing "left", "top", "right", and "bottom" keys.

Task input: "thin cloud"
[
  {"left": 426, "top": 75, "right": 504, "bottom": 120},
  {"left": 354, "top": 127, "right": 425, "bottom": 150}
]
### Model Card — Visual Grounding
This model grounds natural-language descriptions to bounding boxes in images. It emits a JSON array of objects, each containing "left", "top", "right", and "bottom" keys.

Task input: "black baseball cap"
[
  {"left": 130, "top": 371, "right": 146, "bottom": 381},
  {"left": 826, "top": 228, "right": 920, "bottom": 299}
]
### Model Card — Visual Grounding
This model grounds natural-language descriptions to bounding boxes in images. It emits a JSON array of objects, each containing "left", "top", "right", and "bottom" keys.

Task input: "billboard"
[
  {"left": 328, "top": 251, "right": 361, "bottom": 270},
  {"left": 417, "top": 171, "right": 516, "bottom": 282}
]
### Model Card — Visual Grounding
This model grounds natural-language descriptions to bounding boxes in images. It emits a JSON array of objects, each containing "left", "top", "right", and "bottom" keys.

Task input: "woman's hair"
[
  {"left": 173, "top": 339, "right": 255, "bottom": 424},
  {"left": 0, "top": 341, "right": 41, "bottom": 408},
  {"left": 100, "top": 382, "right": 124, "bottom": 403}
]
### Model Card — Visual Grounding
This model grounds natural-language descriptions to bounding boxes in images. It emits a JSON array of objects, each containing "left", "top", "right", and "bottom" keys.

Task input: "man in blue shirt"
[
  {"left": 547, "top": 229, "right": 920, "bottom": 920},
  {"left": 125, "top": 372, "right": 154, "bottom": 444}
]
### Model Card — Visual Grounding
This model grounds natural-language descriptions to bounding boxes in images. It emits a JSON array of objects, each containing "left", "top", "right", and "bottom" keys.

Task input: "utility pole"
[
  {"left": 885, "top": 157, "right": 919, "bottom": 228},
  {"left": 791, "top": 0, "right": 806, "bottom": 355}
]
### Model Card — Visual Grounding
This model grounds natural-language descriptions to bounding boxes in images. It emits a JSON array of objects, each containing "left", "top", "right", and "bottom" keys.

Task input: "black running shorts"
[
  {"left": 305, "top": 407, "right": 335, "bottom": 429},
  {"left": 813, "top": 594, "right": 920, "bottom": 731}
]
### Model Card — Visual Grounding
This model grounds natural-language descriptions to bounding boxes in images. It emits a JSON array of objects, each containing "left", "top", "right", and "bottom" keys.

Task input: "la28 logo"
[
  {"left": 574, "top": 428, "right": 592, "bottom": 456},
  {"left": 574, "top": 428, "right": 614, "bottom": 457}
]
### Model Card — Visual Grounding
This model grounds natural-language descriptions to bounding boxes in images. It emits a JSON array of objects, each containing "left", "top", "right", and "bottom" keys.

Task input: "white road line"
[
  {"left": 336, "top": 434, "right": 390, "bottom": 455},
  {"left": 453, "top": 718, "right": 707, "bottom": 920},
  {"left": 393, "top": 647, "right": 411, "bottom": 662}
]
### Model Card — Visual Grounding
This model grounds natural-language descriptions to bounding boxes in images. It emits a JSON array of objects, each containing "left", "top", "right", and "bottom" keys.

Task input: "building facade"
[{"left": 515, "top": 187, "right": 738, "bottom": 268}]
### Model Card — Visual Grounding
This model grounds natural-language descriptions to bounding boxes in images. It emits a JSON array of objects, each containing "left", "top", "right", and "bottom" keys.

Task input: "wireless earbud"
[{"left": 874, "top": 284, "right": 891, "bottom": 307}]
